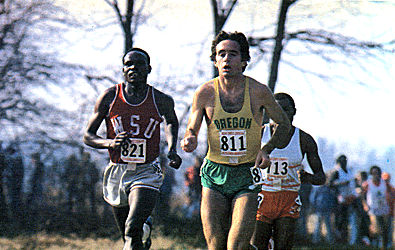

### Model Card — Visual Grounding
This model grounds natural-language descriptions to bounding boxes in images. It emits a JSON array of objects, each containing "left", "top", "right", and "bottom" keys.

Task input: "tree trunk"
[
  {"left": 263, "top": 0, "right": 297, "bottom": 124},
  {"left": 210, "top": 0, "right": 238, "bottom": 77},
  {"left": 123, "top": 0, "right": 134, "bottom": 52}
]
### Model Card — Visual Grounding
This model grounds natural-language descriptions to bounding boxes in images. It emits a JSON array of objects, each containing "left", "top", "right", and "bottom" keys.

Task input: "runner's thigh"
[
  {"left": 228, "top": 192, "right": 258, "bottom": 247},
  {"left": 201, "top": 187, "right": 231, "bottom": 246}
]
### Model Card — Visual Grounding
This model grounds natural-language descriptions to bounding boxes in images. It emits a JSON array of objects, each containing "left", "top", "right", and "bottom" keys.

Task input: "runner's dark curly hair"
[
  {"left": 274, "top": 92, "right": 296, "bottom": 110},
  {"left": 369, "top": 165, "right": 381, "bottom": 176},
  {"left": 210, "top": 31, "right": 250, "bottom": 71}
]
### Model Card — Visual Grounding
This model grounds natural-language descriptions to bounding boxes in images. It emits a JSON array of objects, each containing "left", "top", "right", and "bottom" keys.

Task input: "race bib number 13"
[
  {"left": 121, "top": 138, "right": 146, "bottom": 163},
  {"left": 220, "top": 130, "right": 247, "bottom": 156},
  {"left": 266, "top": 157, "right": 289, "bottom": 178}
]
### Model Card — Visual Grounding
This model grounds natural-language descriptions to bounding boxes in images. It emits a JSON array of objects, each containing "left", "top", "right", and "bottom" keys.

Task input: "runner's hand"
[
  {"left": 109, "top": 132, "right": 128, "bottom": 150},
  {"left": 167, "top": 151, "right": 182, "bottom": 169},
  {"left": 255, "top": 149, "right": 271, "bottom": 169},
  {"left": 299, "top": 169, "right": 312, "bottom": 184},
  {"left": 180, "top": 135, "right": 198, "bottom": 153}
]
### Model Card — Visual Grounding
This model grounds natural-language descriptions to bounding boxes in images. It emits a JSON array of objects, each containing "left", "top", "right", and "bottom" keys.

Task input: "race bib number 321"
[
  {"left": 121, "top": 138, "right": 146, "bottom": 163},
  {"left": 219, "top": 130, "right": 247, "bottom": 156}
]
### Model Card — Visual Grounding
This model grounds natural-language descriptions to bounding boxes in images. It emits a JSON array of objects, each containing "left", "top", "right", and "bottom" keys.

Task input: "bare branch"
[{"left": 287, "top": 30, "right": 394, "bottom": 52}]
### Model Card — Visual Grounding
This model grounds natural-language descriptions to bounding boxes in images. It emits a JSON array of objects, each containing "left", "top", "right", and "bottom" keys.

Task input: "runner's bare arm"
[
  {"left": 255, "top": 84, "right": 291, "bottom": 168},
  {"left": 299, "top": 130, "right": 326, "bottom": 185},
  {"left": 155, "top": 90, "right": 182, "bottom": 169},
  {"left": 83, "top": 88, "right": 127, "bottom": 150},
  {"left": 260, "top": 85, "right": 291, "bottom": 153},
  {"left": 181, "top": 84, "right": 209, "bottom": 153}
]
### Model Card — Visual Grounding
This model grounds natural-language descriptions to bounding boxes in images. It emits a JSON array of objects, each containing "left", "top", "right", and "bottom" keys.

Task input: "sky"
[{"left": 56, "top": 0, "right": 395, "bottom": 173}]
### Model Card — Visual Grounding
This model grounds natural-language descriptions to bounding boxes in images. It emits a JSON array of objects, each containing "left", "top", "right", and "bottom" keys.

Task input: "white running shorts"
[{"left": 103, "top": 161, "right": 163, "bottom": 207}]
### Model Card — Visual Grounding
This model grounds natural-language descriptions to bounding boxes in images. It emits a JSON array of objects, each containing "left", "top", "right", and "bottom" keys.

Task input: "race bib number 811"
[
  {"left": 121, "top": 138, "right": 146, "bottom": 163},
  {"left": 219, "top": 130, "right": 247, "bottom": 156}
]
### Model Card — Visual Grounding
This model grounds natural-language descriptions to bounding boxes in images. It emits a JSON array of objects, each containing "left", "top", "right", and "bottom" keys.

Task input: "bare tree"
[
  {"left": 247, "top": 0, "right": 394, "bottom": 123},
  {"left": 0, "top": 0, "right": 95, "bottom": 229},
  {"left": 268, "top": 0, "right": 297, "bottom": 92},
  {"left": 247, "top": 0, "right": 297, "bottom": 123},
  {"left": 210, "top": 0, "right": 238, "bottom": 77},
  {"left": 104, "top": 0, "right": 150, "bottom": 53},
  {"left": 0, "top": 0, "right": 86, "bottom": 144},
  {"left": 211, "top": 0, "right": 238, "bottom": 36},
  {"left": 248, "top": 0, "right": 394, "bottom": 92}
]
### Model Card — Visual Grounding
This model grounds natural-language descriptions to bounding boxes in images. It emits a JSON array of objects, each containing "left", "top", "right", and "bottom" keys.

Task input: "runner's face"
[
  {"left": 123, "top": 51, "right": 151, "bottom": 85},
  {"left": 276, "top": 98, "right": 295, "bottom": 122},
  {"left": 371, "top": 168, "right": 381, "bottom": 180},
  {"left": 214, "top": 40, "right": 244, "bottom": 76}
]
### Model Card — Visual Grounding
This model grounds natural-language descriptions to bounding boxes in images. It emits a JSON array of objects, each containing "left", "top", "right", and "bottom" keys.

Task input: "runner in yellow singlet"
[{"left": 181, "top": 31, "right": 291, "bottom": 250}]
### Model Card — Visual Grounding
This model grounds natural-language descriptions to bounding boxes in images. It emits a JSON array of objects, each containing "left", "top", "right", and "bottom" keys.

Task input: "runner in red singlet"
[{"left": 83, "top": 48, "right": 182, "bottom": 250}]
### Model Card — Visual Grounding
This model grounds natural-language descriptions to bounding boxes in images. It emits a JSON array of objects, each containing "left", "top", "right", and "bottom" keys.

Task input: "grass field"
[
  {"left": 0, "top": 213, "right": 388, "bottom": 250},
  {"left": 0, "top": 233, "right": 201, "bottom": 250},
  {"left": 0, "top": 232, "right": 386, "bottom": 250}
]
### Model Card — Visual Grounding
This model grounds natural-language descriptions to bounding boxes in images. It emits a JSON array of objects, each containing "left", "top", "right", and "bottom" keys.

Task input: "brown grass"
[
  {"left": 0, "top": 214, "right": 384, "bottom": 250},
  {"left": 0, "top": 232, "right": 381, "bottom": 250},
  {"left": 0, "top": 233, "right": 202, "bottom": 250}
]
